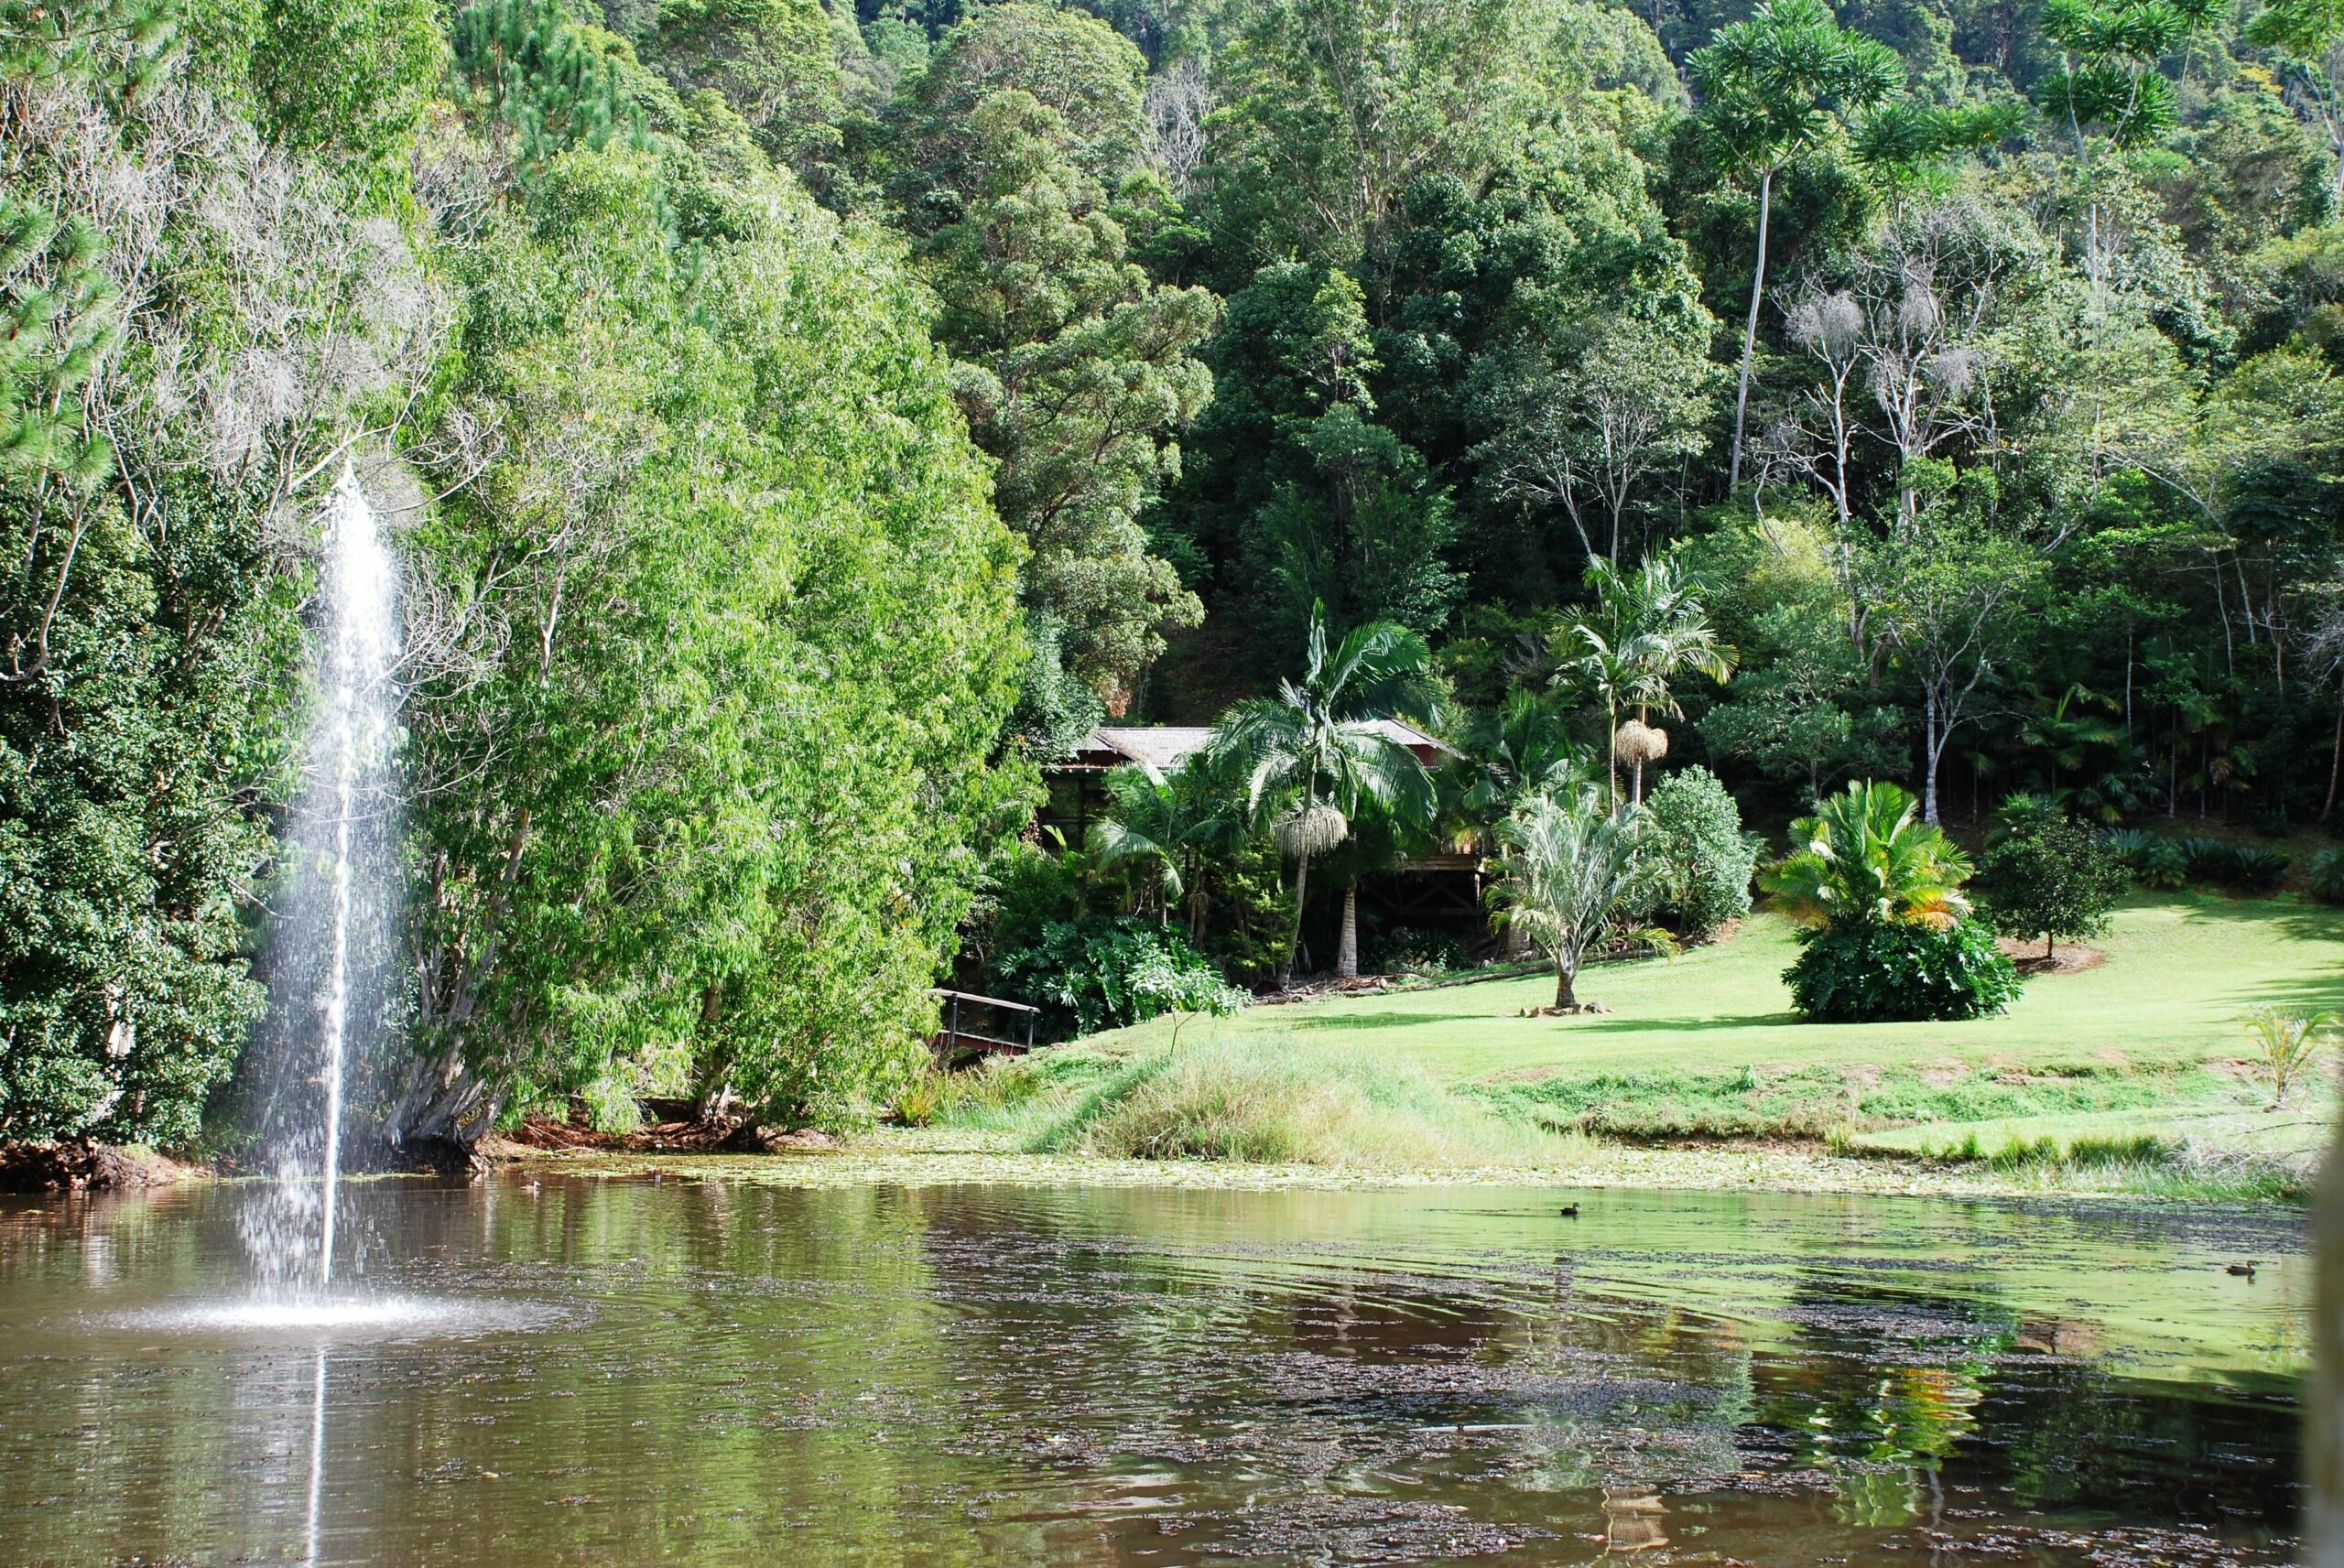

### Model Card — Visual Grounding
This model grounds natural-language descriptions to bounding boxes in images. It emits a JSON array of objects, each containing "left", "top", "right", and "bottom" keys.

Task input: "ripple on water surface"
[
  {"left": 100, "top": 1293, "right": 570, "bottom": 1340},
  {"left": 0, "top": 1173, "right": 2308, "bottom": 1568}
]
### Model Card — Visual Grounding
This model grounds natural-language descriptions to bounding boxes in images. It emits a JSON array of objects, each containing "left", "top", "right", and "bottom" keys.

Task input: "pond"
[{"left": 0, "top": 1173, "right": 2307, "bottom": 1565}]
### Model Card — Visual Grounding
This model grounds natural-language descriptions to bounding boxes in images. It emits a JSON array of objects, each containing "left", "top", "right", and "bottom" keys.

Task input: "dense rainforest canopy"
[{"left": 7, "top": 0, "right": 2344, "bottom": 1144}]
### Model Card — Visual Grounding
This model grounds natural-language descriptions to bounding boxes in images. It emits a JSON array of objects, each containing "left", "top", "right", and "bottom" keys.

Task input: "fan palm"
[
  {"left": 1210, "top": 605, "right": 1438, "bottom": 986},
  {"left": 1557, "top": 553, "right": 1735, "bottom": 807},
  {"left": 1763, "top": 779, "right": 1975, "bottom": 928},
  {"left": 1489, "top": 784, "right": 1655, "bottom": 1012}
]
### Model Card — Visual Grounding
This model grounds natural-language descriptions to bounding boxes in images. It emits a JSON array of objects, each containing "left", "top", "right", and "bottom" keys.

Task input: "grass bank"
[
  {"left": 929, "top": 894, "right": 2344, "bottom": 1201},
  {"left": 920, "top": 1035, "right": 1580, "bottom": 1172}
]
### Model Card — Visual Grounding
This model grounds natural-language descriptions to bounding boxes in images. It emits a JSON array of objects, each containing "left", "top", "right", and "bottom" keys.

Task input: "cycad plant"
[
  {"left": 1763, "top": 779, "right": 1975, "bottom": 928},
  {"left": 1489, "top": 784, "right": 1655, "bottom": 1013},
  {"left": 1211, "top": 604, "right": 1437, "bottom": 986}
]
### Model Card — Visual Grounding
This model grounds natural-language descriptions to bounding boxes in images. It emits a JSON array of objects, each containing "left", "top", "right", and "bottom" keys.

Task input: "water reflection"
[{"left": 0, "top": 1176, "right": 2306, "bottom": 1566}]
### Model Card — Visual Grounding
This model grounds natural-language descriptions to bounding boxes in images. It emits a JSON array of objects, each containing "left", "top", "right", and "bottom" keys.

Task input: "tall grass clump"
[
  {"left": 1920, "top": 1128, "right": 2311, "bottom": 1202},
  {"left": 1028, "top": 1037, "right": 1579, "bottom": 1170}
]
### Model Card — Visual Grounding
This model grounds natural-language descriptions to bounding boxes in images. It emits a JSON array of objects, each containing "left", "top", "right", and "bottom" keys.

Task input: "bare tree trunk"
[
  {"left": 2327, "top": 690, "right": 2344, "bottom": 823},
  {"left": 1729, "top": 167, "right": 1774, "bottom": 490},
  {"left": 1338, "top": 880, "right": 1360, "bottom": 979},
  {"left": 1555, "top": 958, "right": 1577, "bottom": 1011},
  {"left": 1281, "top": 850, "right": 1311, "bottom": 989},
  {"left": 1923, "top": 687, "right": 1942, "bottom": 826}
]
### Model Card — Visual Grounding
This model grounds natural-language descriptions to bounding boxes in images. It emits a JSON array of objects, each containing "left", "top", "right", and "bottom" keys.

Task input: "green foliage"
[
  {"left": 1979, "top": 811, "right": 2126, "bottom": 953},
  {"left": 406, "top": 80, "right": 1031, "bottom": 1133},
  {"left": 1645, "top": 766, "right": 1759, "bottom": 937},
  {"left": 450, "top": 0, "right": 648, "bottom": 171},
  {"left": 2100, "top": 827, "right": 2189, "bottom": 887},
  {"left": 1029, "top": 1034, "right": 1569, "bottom": 1168},
  {"left": 1763, "top": 780, "right": 1977, "bottom": 928},
  {"left": 2174, "top": 837, "right": 2292, "bottom": 891},
  {"left": 2308, "top": 846, "right": 2344, "bottom": 903},
  {"left": 0, "top": 196, "right": 118, "bottom": 484},
  {"left": 1360, "top": 925, "right": 1473, "bottom": 977},
  {"left": 1784, "top": 915, "right": 2023, "bottom": 1022},
  {"left": 2241, "top": 1004, "right": 2335, "bottom": 1105},
  {"left": 909, "top": 79, "right": 1216, "bottom": 719},
  {"left": 991, "top": 915, "right": 1245, "bottom": 1038},
  {"left": 1489, "top": 783, "right": 1656, "bottom": 1009},
  {"left": 253, "top": 0, "right": 444, "bottom": 194}
]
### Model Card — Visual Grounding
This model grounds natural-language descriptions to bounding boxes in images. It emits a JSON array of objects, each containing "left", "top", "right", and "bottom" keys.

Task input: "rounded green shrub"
[
  {"left": 1785, "top": 918, "right": 2022, "bottom": 1022},
  {"left": 1645, "top": 765, "right": 1758, "bottom": 936},
  {"left": 2309, "top": 848, "right": 2344, "bottom": 905}
]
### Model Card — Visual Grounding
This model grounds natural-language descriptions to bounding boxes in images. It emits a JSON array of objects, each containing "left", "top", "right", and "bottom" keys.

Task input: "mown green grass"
[{"left": 1027, "top": 894, "right": 2344, "bottom": 1186}]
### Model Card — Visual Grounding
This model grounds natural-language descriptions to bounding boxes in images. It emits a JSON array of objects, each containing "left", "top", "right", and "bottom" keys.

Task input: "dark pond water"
[{"left": 0, "top": 1173, "right": 2308, "bottom": 1566}]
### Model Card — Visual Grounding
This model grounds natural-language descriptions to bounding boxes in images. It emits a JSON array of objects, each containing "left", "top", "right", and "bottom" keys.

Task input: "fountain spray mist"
[{"left": 245, "top": 463, "right": 403, "bottom": 1299}]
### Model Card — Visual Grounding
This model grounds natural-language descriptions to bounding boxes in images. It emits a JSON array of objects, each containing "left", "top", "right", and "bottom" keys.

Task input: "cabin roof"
[{"left": 1060, "top": 720, "right": 1455, "bottom": 773}]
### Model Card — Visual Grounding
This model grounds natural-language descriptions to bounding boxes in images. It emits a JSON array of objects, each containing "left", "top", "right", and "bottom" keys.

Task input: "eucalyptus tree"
[
  {"left": 1488, "top": 784, "right": 1655, "bottom": 1013},
  {"left": 1210, "top": 605, "right": 1437, "bottom": 986},
  {"left": 1689, "top": 0, "right": 1901, "bottom": 487},
  {"left": 1556, "top": 554, "right": 1736, "bottom": 808}
]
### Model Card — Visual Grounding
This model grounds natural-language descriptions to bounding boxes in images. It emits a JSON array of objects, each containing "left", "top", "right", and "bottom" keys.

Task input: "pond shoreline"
[{"left": 483, "top": 1127, "right": 2314, "bottom": 1205}]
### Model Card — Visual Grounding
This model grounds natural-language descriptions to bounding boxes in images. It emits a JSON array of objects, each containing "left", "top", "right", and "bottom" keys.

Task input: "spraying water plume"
[{"left": 244, "top": 462, "right": 404, "bottom": 1299}]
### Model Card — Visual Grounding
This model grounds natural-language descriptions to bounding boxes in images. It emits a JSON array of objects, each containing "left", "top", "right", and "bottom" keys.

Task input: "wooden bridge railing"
[{"left": 929, "top": 989, "right": 1039, "bottom": 1059}]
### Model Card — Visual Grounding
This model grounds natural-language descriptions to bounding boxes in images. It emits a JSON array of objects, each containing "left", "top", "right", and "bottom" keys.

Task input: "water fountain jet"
[{"left": 242, "top": 461, "right": 404, "bottom": 1304}]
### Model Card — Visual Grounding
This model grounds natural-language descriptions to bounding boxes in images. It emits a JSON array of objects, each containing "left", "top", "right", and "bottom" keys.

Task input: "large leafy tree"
[
  {"left": 400, "top": 39, "right": 1029, "bottom": 1141},
  {"left": 913, "top": 84, "right": 1219, "bottom": 741},
  {"left": 3, "top": 0, "right": 429, "bottom": 1145},
  {"left": 1210, "top": 606, "right": 1435, "bottom": 985},
  {"left": 1689, "top": 0, "right": 1902, "bottom": 486},
  {"left": 1180, "top": 262, "right": 1461, "bottom": 659}
]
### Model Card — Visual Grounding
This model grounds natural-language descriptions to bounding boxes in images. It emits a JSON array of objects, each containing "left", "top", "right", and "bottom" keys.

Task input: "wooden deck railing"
[{"left": 929, "top": 989, "right": 1039, "bottom": 1058}]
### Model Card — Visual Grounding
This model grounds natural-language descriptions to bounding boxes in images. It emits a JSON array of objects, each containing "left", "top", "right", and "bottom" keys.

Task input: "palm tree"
[
  {"left": 1762, "top": 779, "right": 1975, "bottom": 928},
  {"left": 1489, "top": 784, "right": 1655, "bottom": 1013},
  {"left": 1453, "top": 687, "right": 1588, "bottom": 850},
  {"left": 1557, "top": 554, "right": 1736, "bottom": 808},
  {"left": 1689, "top": 0, "right": 1902, "bottom": 486},
  {"left": 1088, "top": 758, "right": 1243, "bottom": 940},
  {"left": 1211, "top": 605, "right": 1438, "bottom": 987}
]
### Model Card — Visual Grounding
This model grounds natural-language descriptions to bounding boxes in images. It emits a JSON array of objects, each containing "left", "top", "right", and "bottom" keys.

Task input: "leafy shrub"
[
  {"left": 1785, "top": 918, "right": 2022, "bottom": 1022},
  {"left": 2100, "top": 828, "right": 2187, "bottom": 888},
  {"left": 2178, "top": 838, "right": 2289, "bottom": 892},
  {"left": 1644, "top": 765, "right": 1758, "bottom": 936},
  {"left": 1361, "top": 925, "right": 1473, "bottom": 976},
  {"left": 2309, "top": 848, "right": 2344, "bottom": 904},
  {"left": 1979, "top": 815, "right": 2124, "bottom": 956},
  {"left": 991, "top": 916, "right": 1248, "bottom": 1040}
]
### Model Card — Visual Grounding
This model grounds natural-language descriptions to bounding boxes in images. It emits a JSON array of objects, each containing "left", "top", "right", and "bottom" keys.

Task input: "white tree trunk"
[{"left": 1338, "top": 881, "right": 1360, "bottom": 979}]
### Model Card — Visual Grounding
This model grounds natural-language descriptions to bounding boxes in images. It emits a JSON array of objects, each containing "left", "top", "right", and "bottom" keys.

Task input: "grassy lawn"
[{"left": 1055, "top": 893, "right": 2344, "bottom": 1177}]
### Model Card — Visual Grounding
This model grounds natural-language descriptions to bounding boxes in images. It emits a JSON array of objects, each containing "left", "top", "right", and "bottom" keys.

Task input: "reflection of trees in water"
[
  {"left": 1749, "top": 1271, "right": 2014, "bottom": 1527},
  {"left": 1744, "top": 1268, "right": 2298, "bottom": 1536}
]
